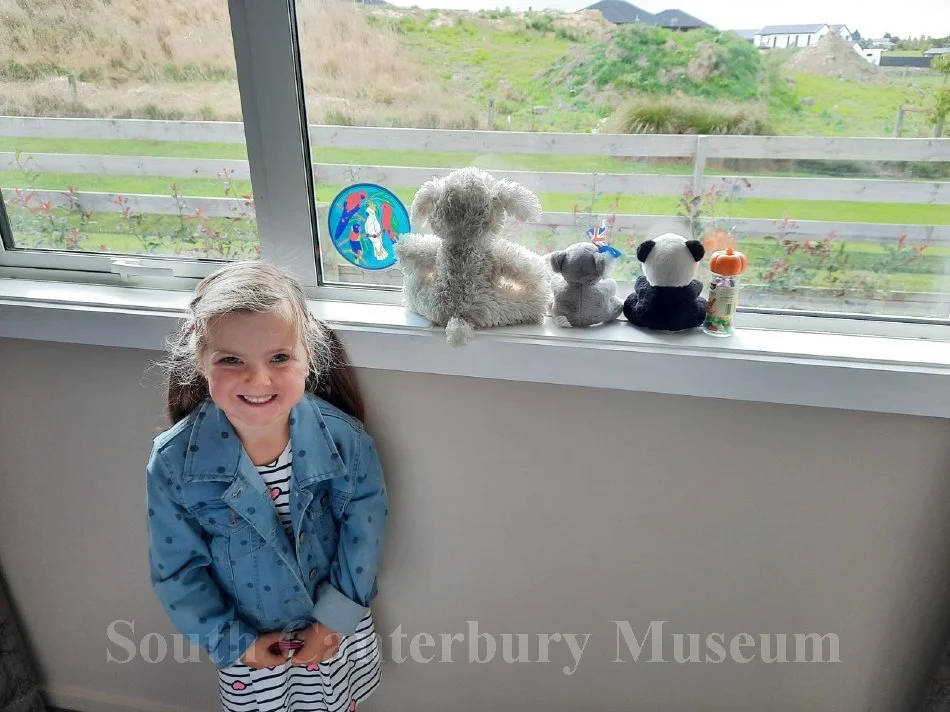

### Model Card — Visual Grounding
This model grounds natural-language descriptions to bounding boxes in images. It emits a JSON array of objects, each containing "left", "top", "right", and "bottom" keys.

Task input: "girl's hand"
[
  {"left": 240, "top": 631, "right": 287, "bottom": 670},
  {"left": 290, "top": 622, "right": 341, "bottom": 667}
]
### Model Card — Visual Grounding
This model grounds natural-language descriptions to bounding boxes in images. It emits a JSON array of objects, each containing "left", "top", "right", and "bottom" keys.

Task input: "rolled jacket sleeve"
[
  {"left": 146, "top": 448, "right": 258, "bottom": 669},
  {"left": 312, "top": 431, "right": 388, "bottom": 635}
]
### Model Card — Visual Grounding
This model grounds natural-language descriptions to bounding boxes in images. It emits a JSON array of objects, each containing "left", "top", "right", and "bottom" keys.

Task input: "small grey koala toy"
[{"left": 549, "top": 242, "right": 624, "bottom": 327}]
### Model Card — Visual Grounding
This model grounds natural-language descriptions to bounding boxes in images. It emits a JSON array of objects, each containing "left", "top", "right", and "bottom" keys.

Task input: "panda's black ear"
[
  {"left": 685, "top": 240, "right": 705, "bottom": 262},
  {"left": 636, "top": 240, "right": 655, "bottom": 263}
]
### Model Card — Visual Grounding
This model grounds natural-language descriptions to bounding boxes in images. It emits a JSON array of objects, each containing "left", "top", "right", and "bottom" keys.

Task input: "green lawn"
[
  {"left": 4, "top": 123, "right": 949, "bottom": 300},
  {"left": 0, "top": 137, "right": 249, "bottom": 160},
  {"left": 13, "top": 199, "right": 947, "bottom": 296},
  {"left": 6, "top": 133, "right": 948, "bottom": 182},
  {"left": 5, "top": 131, "right": 950, "bottom": 228},
  {"left": 0, "top": 170, "right": 251, "bottom": 199},
  {"left": 5, "top": 168, "right": 948, "bottom": 227},
  {"left": 773, "top": 73, "right": 945, "bottom": 137}
]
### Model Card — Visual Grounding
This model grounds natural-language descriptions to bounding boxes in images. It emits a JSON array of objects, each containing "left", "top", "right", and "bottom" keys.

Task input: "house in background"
[
  {"left": 582, "top": 0, "right": 712, "bottom": 30},
  {"left": 828, "top": 24, "right": 851, "bottom": 40},
  {"left": 652, "top": 9, "right": 711, "bottom": 31},
  {"left": 925, "top": 47, "right": 950, "bottom": 57},
  {"left": 583, "top": 0, "right": 655, "bottom": 25},
  {"left": 754, "top": 24, "right": 852, "bottom": 49}
]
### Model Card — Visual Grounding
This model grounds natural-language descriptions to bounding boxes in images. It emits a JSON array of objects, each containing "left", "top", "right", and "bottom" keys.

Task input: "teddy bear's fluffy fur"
[
  {"left": 549, "top": 242, "right": 624, "bottom": 327},
  {"left": 395, "top": 167, "right": 552, "bottom": 346}
]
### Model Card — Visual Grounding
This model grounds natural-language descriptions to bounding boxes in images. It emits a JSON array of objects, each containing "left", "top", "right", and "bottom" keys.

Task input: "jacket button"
[
  {"left": 309, "top": 569, "right": 317, "bottom": 581},
  {"left": 320, "top": 494, "right": 330, "bottom": 508}
]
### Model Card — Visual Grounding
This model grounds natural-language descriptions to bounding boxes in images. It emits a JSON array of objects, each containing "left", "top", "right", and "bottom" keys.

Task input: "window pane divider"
[{"left": 228, "top": 0, "right": 321, "bottom": 288}]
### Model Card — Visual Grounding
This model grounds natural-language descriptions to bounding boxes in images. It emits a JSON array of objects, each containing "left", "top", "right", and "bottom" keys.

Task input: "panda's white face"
[{"left": 642, "top": 233, "right": 701, "bottom": 287}]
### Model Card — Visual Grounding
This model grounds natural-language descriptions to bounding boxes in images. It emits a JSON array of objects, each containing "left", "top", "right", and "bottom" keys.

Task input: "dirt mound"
[
  {"left": 787, "top": 32, "right": 879, "bottom": 82},
  {"left": 553, "top": 10, "right": 611, "bottom": 38}
]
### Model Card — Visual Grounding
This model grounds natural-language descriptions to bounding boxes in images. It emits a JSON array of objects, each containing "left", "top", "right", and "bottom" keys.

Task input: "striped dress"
[{"left": 218, "top": 441, "right": 382, "bottom": 712}]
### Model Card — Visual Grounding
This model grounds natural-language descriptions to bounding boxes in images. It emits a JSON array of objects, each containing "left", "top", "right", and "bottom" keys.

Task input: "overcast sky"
[{"left": 385, "top": 0, "right": 949, "bottom": 40}]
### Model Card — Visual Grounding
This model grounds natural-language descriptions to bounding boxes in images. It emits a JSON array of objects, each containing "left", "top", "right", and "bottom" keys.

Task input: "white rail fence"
[{"left": 2, "top": 116, "right": 950, "bottom": 245}]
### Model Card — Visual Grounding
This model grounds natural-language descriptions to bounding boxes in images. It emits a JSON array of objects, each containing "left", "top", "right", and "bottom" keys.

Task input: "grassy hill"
[
  {"left": 546, "top": 25, "right": 765, "bottom": 102},
  {"left": 0, "top": 0, "right": 943, "bottom": 137},
  {"left": 365, "top": 8, "right": 603, "bottom": 131},
  {"left": 3, "top": 0, "right": 942, "bottom": 183},
  {"left": 360, "top": 8, "right": 942, "bottom": 138}
]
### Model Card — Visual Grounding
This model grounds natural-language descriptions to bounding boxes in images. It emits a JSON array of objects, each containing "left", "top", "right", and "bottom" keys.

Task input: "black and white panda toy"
[{"left": 623, "top": 233, "right": 707, "bottom": 331}]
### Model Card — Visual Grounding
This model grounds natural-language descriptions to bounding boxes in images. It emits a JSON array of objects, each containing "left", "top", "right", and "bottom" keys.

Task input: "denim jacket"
[{"left": 146, "top": 392, "right": 388, "bottom": 669}]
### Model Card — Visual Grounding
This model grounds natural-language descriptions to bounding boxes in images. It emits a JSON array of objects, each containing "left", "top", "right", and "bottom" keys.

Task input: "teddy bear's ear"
[
  {"left": 685, "top": 240, "right": 705, "bottom": 262},
  {"left": 636, "top": 240, "right": 655, "bottom": 263},
  {"left": 410, "top": 179, "right": 441, "bottom": 228},
  {"left": 549, "top": 250, "right": 567, "bottom": 274},
  {"left": 494, "top": 179, "right": 542, "bottom": 223}
]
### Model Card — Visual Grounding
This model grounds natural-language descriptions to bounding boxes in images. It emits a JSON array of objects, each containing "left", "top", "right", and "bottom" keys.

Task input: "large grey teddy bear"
[
  {"left": 549, "top": 242, "right": 624, "bottom": 327},
  {"left": 395, "top": 167, "right": 552, "bottom": 346}
]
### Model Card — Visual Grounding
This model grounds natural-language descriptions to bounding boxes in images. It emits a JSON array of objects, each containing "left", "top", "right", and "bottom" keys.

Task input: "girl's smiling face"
[{"left": 201, "top": 309, "right": 309, "bottom": 445}]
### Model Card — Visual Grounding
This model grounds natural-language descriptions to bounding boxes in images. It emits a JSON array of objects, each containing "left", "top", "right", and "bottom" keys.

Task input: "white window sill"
[{"left": 1, "top": 279, "right": 949, "bottom": 419}]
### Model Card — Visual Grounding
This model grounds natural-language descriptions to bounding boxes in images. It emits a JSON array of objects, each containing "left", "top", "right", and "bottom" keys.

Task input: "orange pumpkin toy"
[{"left": 709, "top": 248, "right": 748, "bottom": 277}]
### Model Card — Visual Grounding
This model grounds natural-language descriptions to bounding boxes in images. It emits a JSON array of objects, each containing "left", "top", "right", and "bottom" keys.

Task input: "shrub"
[
  {"left": 324, "top": 109, "right": 356, "bottom": 126},
  {"left": 555, "top": 27, "right": 582, "bottom": 42},
  {"left": 526, "top": 14, "right": 555, "bottom": 34},
  {"left": 608, "top": 94, "right": 772, "bottom": 135},
  {"left": 140, "top": 103, "right": 185, "bottom": 120},
  {"left": 0, "top": 60, "right": 69, "bottom": 81}
]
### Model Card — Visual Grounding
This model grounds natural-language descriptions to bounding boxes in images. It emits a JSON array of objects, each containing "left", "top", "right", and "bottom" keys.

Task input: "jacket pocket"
[
  {"left": 181, "top": 481, "right": 267, "bottom": 556},
  {"left": 228, "top": 518, "right": 268, "bottom": 556}
]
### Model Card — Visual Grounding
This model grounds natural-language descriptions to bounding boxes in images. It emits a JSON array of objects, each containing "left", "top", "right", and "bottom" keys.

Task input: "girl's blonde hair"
[{"left": 161, "top": 261, "right": 364, "bottom": 425}]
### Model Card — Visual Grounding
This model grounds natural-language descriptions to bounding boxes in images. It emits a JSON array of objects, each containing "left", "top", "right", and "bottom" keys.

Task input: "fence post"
[
  {"left": 692, "top": 135, "right": 707, "bottom": 197},
  {"left": 689, "top": 135, "right": 708, "bottom": 240},
  {"left": 936, "top": 119, "right": 946, "bottom": 138},
  {"left": 487, "top": 99, "right": 495, "bottom": 130},
  {"left": 894, "top": 106, "right": 905, "bottom": 137}
]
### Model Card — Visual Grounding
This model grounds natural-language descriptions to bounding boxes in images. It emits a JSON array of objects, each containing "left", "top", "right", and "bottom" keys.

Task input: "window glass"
[
  {"left": 0, "top": 1, "right": 260, "bottom": 261},
  {"left": 295, "top": 0, "right": 949, "bottom": 320}
]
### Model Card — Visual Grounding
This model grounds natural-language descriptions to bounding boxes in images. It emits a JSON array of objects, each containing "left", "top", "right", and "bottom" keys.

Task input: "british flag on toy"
[{"left": 586, "top": 219, "right": 622, "bottom": 259}]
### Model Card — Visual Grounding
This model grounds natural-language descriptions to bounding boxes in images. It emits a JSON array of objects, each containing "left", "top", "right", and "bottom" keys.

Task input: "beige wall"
[{"left": 2, "top": 336, "right": 950, "bottom": 712}]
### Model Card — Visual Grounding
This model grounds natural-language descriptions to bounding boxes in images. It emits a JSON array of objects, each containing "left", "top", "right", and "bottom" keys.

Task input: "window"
[
  {"left": 0, "top": 0, "right": 260, "bottom": 278},
  {"left": 2, "top": 0, "right": 949, "bottom": 331},
  {"left": 294, "top": 1, "right": 950, "bottom": 321}
]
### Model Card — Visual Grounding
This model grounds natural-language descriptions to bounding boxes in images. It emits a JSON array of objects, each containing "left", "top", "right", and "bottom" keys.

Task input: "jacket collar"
[{"left": 181, "top": 393, "right": 346, "bottom": 487}]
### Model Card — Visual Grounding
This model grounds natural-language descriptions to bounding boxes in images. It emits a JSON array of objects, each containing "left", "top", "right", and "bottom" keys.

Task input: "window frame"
[
  {"left": 0, "top": 0, "right": 321, "bottom": 288},
  {"left": 0, "top": 0, "right": 948, "bottom": 345},
  {"left": 228, "top": 0, "right": 321, "bottom": 289}
]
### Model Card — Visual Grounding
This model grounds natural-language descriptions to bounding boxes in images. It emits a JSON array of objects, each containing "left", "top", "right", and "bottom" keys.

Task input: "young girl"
[{"left": 146, "top": 262, "right": 388, "bottom": 711}]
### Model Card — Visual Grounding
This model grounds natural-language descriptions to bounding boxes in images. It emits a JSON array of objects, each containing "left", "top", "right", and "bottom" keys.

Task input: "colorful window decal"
[{"left": 327, "top": 184, "right": 410, "bottom": 271}]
